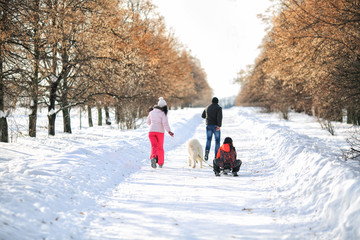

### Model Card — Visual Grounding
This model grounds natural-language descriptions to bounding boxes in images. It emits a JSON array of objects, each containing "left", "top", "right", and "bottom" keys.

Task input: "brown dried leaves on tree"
[
  {"left": 0, "top": 0, "right": 211, "bottom": 139},
  {"left": 237, "top": 0, "right": 360, "bottom": 125}
]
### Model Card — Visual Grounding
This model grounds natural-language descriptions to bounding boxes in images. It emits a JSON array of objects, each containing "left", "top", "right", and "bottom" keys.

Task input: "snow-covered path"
[
  {"left": 84, "top": 109, "right": 282, "bottom": 240},
  {"left": 1, "top": 107, "right": 359, "bottom": 240}
]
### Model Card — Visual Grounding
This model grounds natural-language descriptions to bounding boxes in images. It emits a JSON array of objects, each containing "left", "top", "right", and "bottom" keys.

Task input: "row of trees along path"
[
  {"left": 0, "top": 0, "right": 212, "bottom": 142},
  {"left": 236, "top": 0, "right": 360, "bottom": 128}
]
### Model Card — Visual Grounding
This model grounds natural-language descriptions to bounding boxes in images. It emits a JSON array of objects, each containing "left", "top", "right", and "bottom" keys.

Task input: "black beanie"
[
  {"left": 212, "top": 97, "right": 219, "bottom": 104},
  {"left": 223, "top": 137, "right": 233, "bottom": 145}
]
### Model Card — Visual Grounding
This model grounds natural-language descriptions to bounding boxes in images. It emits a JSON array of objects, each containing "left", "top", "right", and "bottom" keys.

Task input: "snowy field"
[{"left": 0, "top": 107, "right": 359, "bottom": 240}]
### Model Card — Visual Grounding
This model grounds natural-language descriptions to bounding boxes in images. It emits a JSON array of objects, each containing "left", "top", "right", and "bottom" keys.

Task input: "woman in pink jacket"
[{"left": 147, "top": 97, "right": 174, "bottom": 168}]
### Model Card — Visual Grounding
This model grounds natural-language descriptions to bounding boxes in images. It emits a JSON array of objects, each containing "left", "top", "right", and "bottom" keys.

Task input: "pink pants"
[{"left": 148, "top": 132, "right": 165, "bottom": 165}]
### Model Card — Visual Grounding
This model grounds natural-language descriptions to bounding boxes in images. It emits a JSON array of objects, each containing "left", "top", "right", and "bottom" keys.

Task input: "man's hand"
[{"left": 216, "top": 126, "right": 221, "bottom": 131}]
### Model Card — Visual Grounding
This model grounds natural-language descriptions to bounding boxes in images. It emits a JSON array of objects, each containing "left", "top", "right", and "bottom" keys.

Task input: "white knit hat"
[{"left": 158, "top": 97, "right": 167, "bottom": 107}]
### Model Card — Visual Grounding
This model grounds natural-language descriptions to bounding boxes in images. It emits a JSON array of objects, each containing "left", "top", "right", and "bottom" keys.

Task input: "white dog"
[{"left": 186, "top": 138, "right": 203, "bottom": 168}]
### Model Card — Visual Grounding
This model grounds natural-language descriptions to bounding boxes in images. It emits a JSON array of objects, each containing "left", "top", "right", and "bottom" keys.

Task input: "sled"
[{"left": 218, "top": 162, "right": 238, "bottom": 177}]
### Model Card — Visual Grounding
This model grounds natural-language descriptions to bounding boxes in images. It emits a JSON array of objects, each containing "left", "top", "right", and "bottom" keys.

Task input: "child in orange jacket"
[{"left": 213, "top": 137, "right": 242, "bottom": 177}]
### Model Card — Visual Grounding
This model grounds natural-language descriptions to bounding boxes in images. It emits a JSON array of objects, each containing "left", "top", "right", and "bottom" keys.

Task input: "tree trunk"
[
  {"left": 48, "top": 80, "right": 59, "bottom": 136},
  {"left": 347, "top": 107, "right": 354, "bottom": 124},
  {"left": 29, "top": 0, "right": 40, "bottom": 138},
  {"left": 88, "top": 105, "right": 93, "bottom": 127},
  {"left": 60, "top": 75, "right": 72, "bottom": 133},
  {"left": 347, "top": 107, "right": 360, "bottom": 125},
  {"left": 0, "top": 3, "right": 8, "bottom": 142},
  {"left": 29, "top": 54, "right": 39, "bottom": 137},
  {"left": 97, "top": 106, "right": 102, "bottom": 126},
  {"left": 29, "top": 100, "right": 38, "bottom": 137},
  {"left": 105, "top": 106, "right": 111, "bottom": 125},
  {"left": 62, "top": 107, "right": 72, "bottom": 133},
  {"left": 0, "top": 67, "right": 8, "bottom": 142},
  {"left": 0, "top": 56, "right": 8, "bottom": 142},
  {"left": 115, "top": 105, "right": 120, "bottom": 124},
  {"left": 0, "top": 116, "right": 8, "bottom": 143},
  {"left": 48, "top": 112, "right": 56, "bottom": 136}
]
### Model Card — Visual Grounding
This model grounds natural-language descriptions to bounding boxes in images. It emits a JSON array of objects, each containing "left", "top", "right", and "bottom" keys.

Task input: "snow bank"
[
  {"left": 238, "top": 107, "right": 360, "bottom": 239},
  {"left": 0, "top": 133, "right": 145, "bottom": 239},
  {"left": 0, "top": 108, "right": 201, "bottom": 240}
]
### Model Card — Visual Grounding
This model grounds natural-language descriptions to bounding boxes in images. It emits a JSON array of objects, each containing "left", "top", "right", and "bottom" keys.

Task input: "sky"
[{"left": 152, "top": 0, "right": 274, "bottom": 99}]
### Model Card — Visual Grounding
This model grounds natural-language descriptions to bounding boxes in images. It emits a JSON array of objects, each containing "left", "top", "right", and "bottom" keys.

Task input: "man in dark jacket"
[{"left": 201, "top": 97, "right": 222, "bottom": 161}]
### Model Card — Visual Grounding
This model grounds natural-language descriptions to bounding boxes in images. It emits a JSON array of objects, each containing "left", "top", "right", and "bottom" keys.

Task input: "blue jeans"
[{"left": 205, "top": 125, "right": 221, "bottom": 157}]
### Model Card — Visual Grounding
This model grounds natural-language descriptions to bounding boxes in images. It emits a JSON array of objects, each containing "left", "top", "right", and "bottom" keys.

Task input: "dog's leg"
[
  {"left": 188, "top": 156, "right": 191, "bottom": 167},
  {"left": 198, "top": 156, "right": 203, "bottom": 168},
  {"left": 190, "top": 155, "right": 195, "bottom": 168}
]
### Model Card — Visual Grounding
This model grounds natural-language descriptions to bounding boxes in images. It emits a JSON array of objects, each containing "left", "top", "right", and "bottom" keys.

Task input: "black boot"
[
  {"left": 204, "top": 150, "right": 209, "bottom": 161},
  {"left": 151, "top": 158, "right": 157, "bottom": 168}
]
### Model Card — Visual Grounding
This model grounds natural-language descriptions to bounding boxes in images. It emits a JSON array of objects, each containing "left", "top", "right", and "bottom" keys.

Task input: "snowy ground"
[{"left": 0, "top": 107, "right": 359, "bottom": 240}]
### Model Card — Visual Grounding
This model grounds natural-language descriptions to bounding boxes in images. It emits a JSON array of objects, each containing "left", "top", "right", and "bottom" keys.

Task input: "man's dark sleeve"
[
  {"left": 201, "top": 108, "right": 206, "bottom": 119},
  {"left": 217, "top": 107, "right": 222, "bottom": 127}
]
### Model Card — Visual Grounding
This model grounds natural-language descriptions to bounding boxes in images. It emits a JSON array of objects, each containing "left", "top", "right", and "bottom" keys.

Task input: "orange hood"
[
  {"left": 216, "top": 143, "right": 231, "bottom": 159},
  {"left": 220, "top": 143, "right": 231, "bottom": 152}
]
